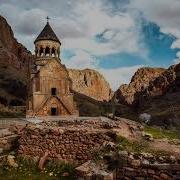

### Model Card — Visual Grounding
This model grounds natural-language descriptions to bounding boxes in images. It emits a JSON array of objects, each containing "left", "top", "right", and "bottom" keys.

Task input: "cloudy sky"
[{"left": 0, "top": 0, "right": 180, "bottom": 90}]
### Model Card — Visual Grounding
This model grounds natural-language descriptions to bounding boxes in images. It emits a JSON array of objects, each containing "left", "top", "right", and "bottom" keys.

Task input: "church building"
[{"left": 26, "top": 19, "right": 79, "bottom": 117}]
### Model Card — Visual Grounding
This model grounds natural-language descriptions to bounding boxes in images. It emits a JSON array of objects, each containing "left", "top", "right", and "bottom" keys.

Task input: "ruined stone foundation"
[{"left": 18, "top": 119, "right": 117, "bottom": 164}]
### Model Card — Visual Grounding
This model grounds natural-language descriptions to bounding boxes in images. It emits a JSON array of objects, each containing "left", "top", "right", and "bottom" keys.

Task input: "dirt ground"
[{"left": 113, "top": 117, "right": 180, "bottom": 158}]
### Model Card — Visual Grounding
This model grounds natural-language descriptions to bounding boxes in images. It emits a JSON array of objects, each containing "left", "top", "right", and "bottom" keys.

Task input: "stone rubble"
[{"left": 76, "top": 150, "right": 180, "bottom": 179}]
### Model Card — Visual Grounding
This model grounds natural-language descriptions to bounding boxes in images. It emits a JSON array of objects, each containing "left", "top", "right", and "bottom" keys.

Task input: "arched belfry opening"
[
  {"left": 52, "top": 47, "right": 56, "bottom": 57},
  {"left": 40, "top": 47, "right": 43, "bottom": 57},
  {"left": 45, "top": 47, "right": 50, "bottom": 56}
]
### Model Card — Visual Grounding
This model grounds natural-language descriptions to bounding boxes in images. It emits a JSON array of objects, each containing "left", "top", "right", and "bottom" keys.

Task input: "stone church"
[{"left": 26, "top": 20, "right": 79, "bottom": 117}]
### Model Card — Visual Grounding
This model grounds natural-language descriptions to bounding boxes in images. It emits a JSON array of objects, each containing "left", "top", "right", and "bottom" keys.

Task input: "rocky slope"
[
  {"left": 139, "top": 63, "right": 180, "bottom": 127},
  {"left": 68, "top": 69, "right": 113, "bottom": 101},
  {"left": 144, "top": 63, "right": 180, "bottom": 97},
  {"left": 116, "top": 67, "right": 165, "bottom": 106},
  {"left": 0, "top": 16, "right": 33, "bottom": 106},
  {"left": 116, "top": 64, "right": 180, "bottom": 128}
]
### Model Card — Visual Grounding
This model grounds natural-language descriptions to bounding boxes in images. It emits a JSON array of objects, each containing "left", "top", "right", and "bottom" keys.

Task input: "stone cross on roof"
[
  {"left": 46, "top": 16, "right": 50, "bottom": 23},
  {"left": 34, "top": 17, "right": 61, "bottom": 44}
]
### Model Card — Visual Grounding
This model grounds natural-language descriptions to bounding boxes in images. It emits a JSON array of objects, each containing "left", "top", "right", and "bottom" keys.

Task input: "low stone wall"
[
  {"left": 115, "top": 164, "right": 180, "bottom": 180},
  {"left": 18, "top": 122, "right": 116, "bottom": 164},
  {"left": 76, "top": 161, "right": 180, "bottom": 180},
  {"left": 0, "top": 128, "right": 20, "bottom": 154},
  {"left": 76, "top": 149, "right": 180, "bottom": 179}
]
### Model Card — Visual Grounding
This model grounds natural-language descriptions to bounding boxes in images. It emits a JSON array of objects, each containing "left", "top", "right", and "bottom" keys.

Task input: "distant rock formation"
[
  {"left": 116, "top": 67, "right": 165, "bottom": 106},
  {"left": 68, "top": 69, "right": 113, "bottom": 101},
  {"left": 116, "top": 65, "right": 180, "bottom": 128},
  {"left": 144, "top": 64, "right": 180, "bottom": 97}
]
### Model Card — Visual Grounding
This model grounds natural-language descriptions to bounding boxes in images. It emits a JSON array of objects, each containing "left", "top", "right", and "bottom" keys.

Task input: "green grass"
[
  {"left": 144, "top": 126, "right": 180, "bottom": 140},
  {"left": 116, "top": 136, "right": 149, "bottom": 153},
  {"left": 115, "top": 136, "right": 171, "bottom": 156},
  {"left": 0, "top": 156, "right": 75, "bottom": 180}
]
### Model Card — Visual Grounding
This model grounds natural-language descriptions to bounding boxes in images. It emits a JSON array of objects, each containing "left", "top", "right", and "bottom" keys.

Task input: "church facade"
[{"left": 26, "top": 21, "right": 79, "bottom": 117}]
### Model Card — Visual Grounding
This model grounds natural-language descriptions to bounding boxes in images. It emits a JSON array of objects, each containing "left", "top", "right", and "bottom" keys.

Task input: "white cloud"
[
  {"left": 65, "top": 50, "right": 97, "bottom": 69},
  {"left": 173, "top": 52, "right": 180, "bottom": 64},
  {"left": 98, "top": 65, "right": 143, "bottom": 90},
  {"left": 62, "top": 2, "right": 143, "bottom": 56},
  {"left": 0, "top": 0, "right": 145, "bottom": 56},
  {"left": 63, "top": 49, "right": 143, "bottom": 90},
  {"left": 129, "top": 0, "right": 180, "bottom": 63}
]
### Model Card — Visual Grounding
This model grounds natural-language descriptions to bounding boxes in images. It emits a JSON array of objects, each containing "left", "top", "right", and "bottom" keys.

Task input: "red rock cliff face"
[
  {"left": 138, "top": 64, "right": 180, "bottom": 127},
  {"left": 0, "top": 16, "right": 33, "bottom": 106},
  {"left": 0, "top": 16, "right": 32, "bottom": 73},
  {"left": 145, "top": 64, "right": 180, "bottom": 97},
  {"left": 68, "top": 69, "right": 113, "bottom": 101},
  {"left": 115, "top": 64, "right": 180, "bottom": 128},
  {"left": 116, "top": 67, "right": 165, "bottom": 106}
]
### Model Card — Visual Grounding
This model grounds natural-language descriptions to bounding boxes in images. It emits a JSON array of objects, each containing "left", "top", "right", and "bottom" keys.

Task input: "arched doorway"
[
  {"left": 51, "top": 107, "right": 57, "bottom": 115},
  {"left": 50, "top": 103, "right": 58, "bottom": 116}
]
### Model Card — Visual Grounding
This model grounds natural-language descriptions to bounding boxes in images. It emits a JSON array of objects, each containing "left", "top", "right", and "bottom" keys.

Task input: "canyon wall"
[
  {"left": 68, "top": 69, "right": 113, "bottom": 102},
  {"left": 115, "top": 64, "right": 180, "bottom": 128},
  {"left": 0, "top": 16, "right": 33, "bottom": 106},
  {"left": 116, "top": 67, "right": 165, "bottom": 106}
]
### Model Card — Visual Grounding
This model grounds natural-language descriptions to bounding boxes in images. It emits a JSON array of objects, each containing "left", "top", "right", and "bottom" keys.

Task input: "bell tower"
[
  {"left": 34, "top": 17, "right": 61, "bottom": 66},
  {"left": 26, "top": 17, "right": 79, "bottom": 117}
]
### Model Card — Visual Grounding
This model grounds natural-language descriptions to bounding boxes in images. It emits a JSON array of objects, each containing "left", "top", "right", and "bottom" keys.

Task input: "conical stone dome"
[{"left": 34, "top": 22, "right": 60, "bottom": 44}]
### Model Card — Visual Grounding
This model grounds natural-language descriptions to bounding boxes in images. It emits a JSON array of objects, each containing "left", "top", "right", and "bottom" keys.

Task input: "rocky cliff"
[
  {"left": 0, "top": 16, "right": 33, "bottom": 106},
  {"left": 116, "top": 64, "right": 180, "bottom": 128},
  {"left": 144, "top": 64, "right": 180, "bottom": 97},
  {"left": 68, "top": 69, "right": 113, "bottom": 101},
  {"left": 116, "top": 67, "right": 165, "bottom": 106}
]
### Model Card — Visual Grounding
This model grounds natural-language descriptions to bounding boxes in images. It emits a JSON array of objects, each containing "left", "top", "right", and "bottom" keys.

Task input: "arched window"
[
  {"left": 52, "top": 47, "right": 56, "bottom": 57},
  {"left": 35, "top": 47, "right": 38, "bottom": 56},
  {"left": 45, "top": 46, "right": 50, "bottom": 56},
  {"left": 57, "top": 48, "right": 60, "bottom": 57},
  {"left": 40, "top": 47, "right": 43, "bottom": 56}
]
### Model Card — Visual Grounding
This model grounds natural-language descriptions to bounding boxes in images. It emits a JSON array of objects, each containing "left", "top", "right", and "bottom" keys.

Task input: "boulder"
[
  {"left": 7, "top": 155, "right": 18, "bottom": 168},
  {"left": 0, "top": 148, "right": 3, "bottom": 154},
  {"left": 142, "top": 132, "right": 154, "bottom": 141},
  {"left": 139, "top": 113, "right": 151, "bottom": 123},
  {"left": 38, "top": 151, "right": 49, "bottom": 170},
  {"left": 75, "top": 160, "right": 92, "bottom": 176}
]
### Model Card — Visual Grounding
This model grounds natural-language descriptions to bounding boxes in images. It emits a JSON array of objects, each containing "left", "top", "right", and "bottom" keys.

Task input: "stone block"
[
  {"left": 160, "top": 173, "right": 173, "bottom": 180},
  {"left": 148, "top": 169, "right": 155, "bottom": 174},
  {"left": 124, "top": 167, "right": 137, "bottom": 177},
  {"left": 0, "top": 148, "right": 3, "bottom": 154}
]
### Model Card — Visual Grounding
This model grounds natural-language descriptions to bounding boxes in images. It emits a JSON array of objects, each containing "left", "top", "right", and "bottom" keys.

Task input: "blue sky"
[{"left": 0, "top": 0, "right": 180, "bottom": 90}]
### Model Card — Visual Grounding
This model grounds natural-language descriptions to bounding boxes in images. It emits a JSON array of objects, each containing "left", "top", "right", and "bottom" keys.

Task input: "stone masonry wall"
[
  {"left": 18, "top": 122, "right": 116, "bottom": 164},
  {"left": 76, "top": 155, "right": 180, "bottom": 179}
]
